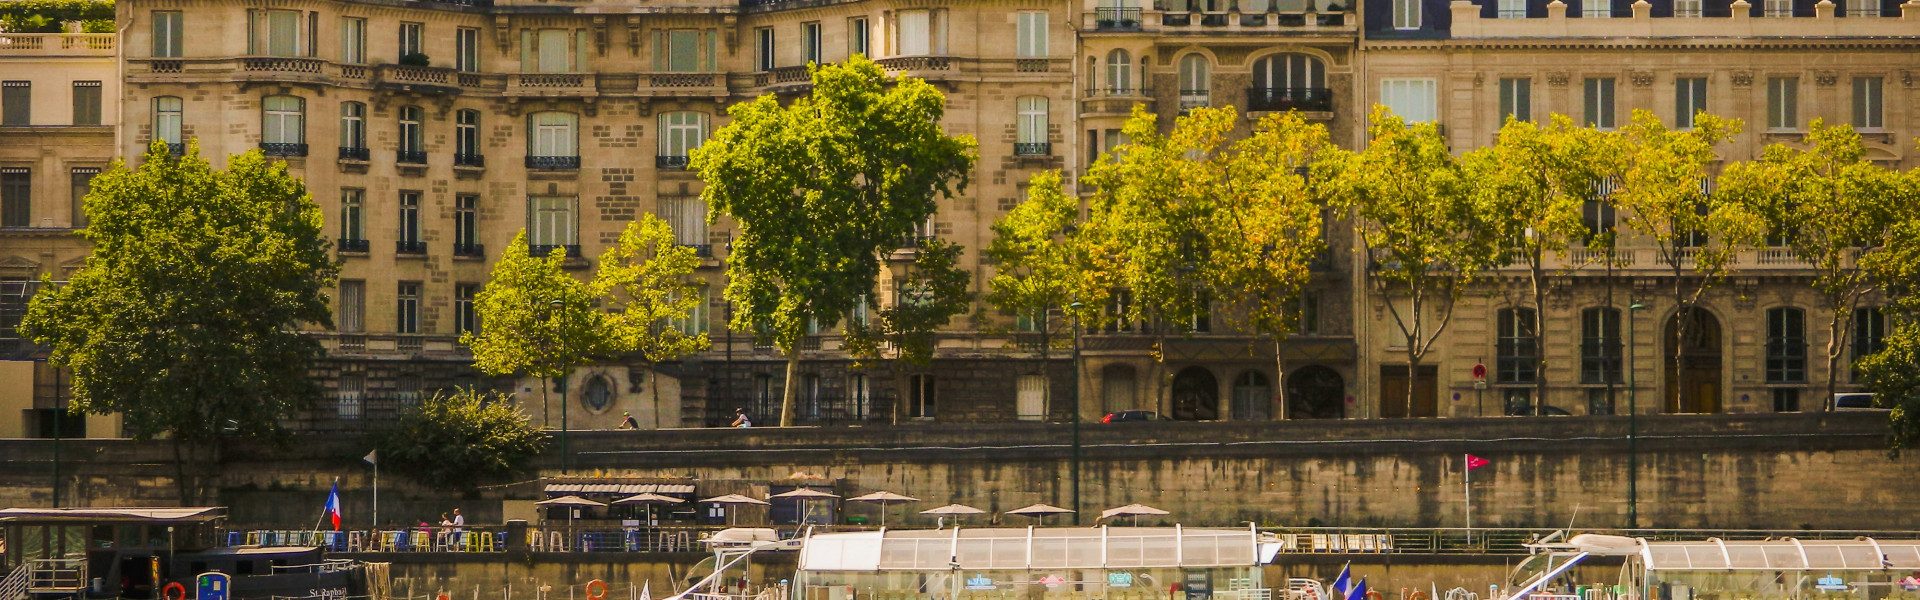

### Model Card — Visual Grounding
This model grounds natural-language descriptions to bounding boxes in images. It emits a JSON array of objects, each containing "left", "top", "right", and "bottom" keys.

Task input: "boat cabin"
[
  {"left": 1511, "top": 534, "right": 1920, "bottom": 600},
  {"left": 0, "top": 507, "right": 348, "bottom": 600}
]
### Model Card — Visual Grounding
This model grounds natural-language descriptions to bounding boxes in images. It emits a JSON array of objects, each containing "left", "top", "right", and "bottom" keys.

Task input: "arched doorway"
[
  {"left": 1170, "top": 366, "right": 1219, "bottom": 421},
  {"left": 1664, "top": 306, "right": 1723, "bottom": 414},
  {"left": 1100, "top": 364, "right": 1138, "bottom": 414},
  {"left": 1230, "top": 371, "right": 1272, "bottom": 420},
  {"left": 1287, "top": 365, "right": 1345, "bottom": 419}
]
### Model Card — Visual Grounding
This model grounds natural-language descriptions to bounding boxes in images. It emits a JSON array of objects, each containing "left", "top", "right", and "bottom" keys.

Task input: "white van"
[{"left": 1833, "top": 392, "right": 1885, "bottom": 411}]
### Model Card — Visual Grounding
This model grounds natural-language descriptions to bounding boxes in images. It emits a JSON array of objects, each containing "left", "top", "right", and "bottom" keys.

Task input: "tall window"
[
  {"left": 908, "top": 374, "right": 936, "bottom": 418},
  {"left": 455, "top": 109, "right": 481, "bottom": 163},
  {"left": 1016, "top": 96, "right": 1049, "bottom": 154},
  {"left": 1853, "top": 307, "right": 1886, "bottom": 367},
  {"left": 454, "top": 283, "right": 478, "bottom": 335},
  {"left": 339, "top": 102, "right": 365, "bottom": 159},
  {"left": 672, "top": 287, "right": 710, "bottom": 336},
  {"left": 1583, "top": 0, "right": 1613, "bottom": 16},
  {"left": 454, "top": 194, "right": 479, "bottom": 254},
  {"left": 339, "top": 17, "right": 366, "bottom": 64},
  {"left": 398, "top": 22, "right": 423, "bottom": 59},
  {"left": 755, "top": 27, "right": 776, "bottom": 71},
  {"left": 337, "top": 280, "right": 365, "bottom": 333},
  {"left": 1767, "top": 77, "right": 1798, "bottom": 131},
  {"left": 849, "top": 373, "right": 871, "bottom": 420},
  {"left": 1498, "top": 77, "right": 1532, "bottom": 123},
  {"left": 849, "top": 17, "right": 870, "bottom": 57},
  {"left": 1580, "top": 308, "right": 1622, "bottom": 384},
  {"left": 1852, "top": 76, "right": 1883, "bottom": 130},
  {"left": 1252, "top": 54, "right": 1325, "bottom": 92},
  {"left": 1016, "top": 11, "right": 1048, "bottom": 58},
  {"left": 456, "top": 27, "right": 480, "bottom": 72},
  {"left": 2, "top": 82, "right": 28, "bottom": 126},
  {"left": 802, "top": 22, "right": 823, "bottom": 64},
  {"left": 152, "top": 11, "right": 184, "bottom": 58},
  {"left": 1583, "top": 78, "right": 1615, "bottom": 129},
  {"left": 1380, "top": 78, "right": 1438, "bottom": 123},
  {"left": 1674, "top": 77, "right": 1707, "bottom": 129},
  {"left": 528, "top": 196, "right": 577, "bottom": 249},
  {"left": 654, "top": 29, "right": 716, "bottom": 72},
  {"left": 261, "top": 95, "right": 305, "bottom": 152},
  {"left": 71, "top": 81, "right": 101, "bottom": 126},
  {"left": 528, "top": 112, "right": 577, "bottom": 159},
  {"left": 153, "top": 96, "right": 183, "bottom": 147},
  {"left": 1497, "top": 0, "right": 1526, "bottom": 17},
  {"left": 1765, "top": 307, "right": 1806, "bottom": 384},
  {"left": 658, "top": 111, "right": 707, "bottom": 167},
  {"left": 397, "top": 191, "right": 421, "bottom": 246},
  {"left": 0, "top": 169, "right": 28, "bottom": 228},
  {"left": 662, "top": 196, "right": 706, "bottom": 246},
  {"left": 1845, "top": 0, "right": 1879, "bottom": 15},
  {"left": 396, "top": 282, "right": 420, "bottom": 334},
  {"left": 521, "top": 28, "right": 585, "bottom": 73},
  {"left": 1582, "top": 196, "right": 1617, "bottom": 244},
  {"left": 70, "top": 167, "right": 97, "bottom": 228},
  {"left": 1496, "top": 307, "right": 1539, "bottom": 384},
  {"left": 1177, "top": 54, "right": 1211, "bottom": 108},
  {"left": 1674, "top": 0, "right": 1702, "bottom": 16},
  {"left": 1105, "top": 50, "right": 1132, "bottom": 93},
  {"left": 1393, "top": 0, "right": 1421, "bottom": 29},
  {"left": 339, "top": 189, "right": 364, "bottom": 244},
  {"left": 398, "top": 105, "right": 423, "bottom": 155},
  {"left": 249, "top": 9, "right": 303, "bottom": 57},
  {"left": 895, "top": 9, "right": 945, "bottom": 56},
  {"left": 1763, "top": 0, "right": 1790, "bottom": 15}
]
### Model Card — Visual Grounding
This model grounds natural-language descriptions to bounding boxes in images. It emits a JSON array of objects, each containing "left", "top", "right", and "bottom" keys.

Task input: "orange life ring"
[
  {"left": 163, "top": 582, "right": 187, "bottom": 600},
  {"left": 1366, "top": 591, "right": 1385, "bottom": 600},
  {"left": 585, "top": 579, "right": 608, "bottom": 600},
  {"left": 437, "top": 593, "right": 449, "bottom": 600},
  {"left": 1411, "top": 591, "right": 1431, "bottom": 600}
]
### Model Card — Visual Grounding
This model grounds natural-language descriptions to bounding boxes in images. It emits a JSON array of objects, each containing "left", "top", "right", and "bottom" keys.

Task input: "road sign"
[
  {"left": 1471, "top": 363, "right": 1487, "bottom": 381},
  {"left": 196, "top": 573, "right": 230, "bottom": 600}
]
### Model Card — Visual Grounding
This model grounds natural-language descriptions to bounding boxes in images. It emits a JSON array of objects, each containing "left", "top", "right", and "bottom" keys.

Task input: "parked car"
[
  {"left": 1833, "top": 392, "right": 1885, "bottom": 411},
  {"left": 1101, "top": 410, "right": 1159, "bottom": 423}
]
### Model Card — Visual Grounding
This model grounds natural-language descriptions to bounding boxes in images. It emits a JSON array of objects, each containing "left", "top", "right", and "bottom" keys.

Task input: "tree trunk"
[
  {"left": 1040, "top": 310, "right": 1052, "bottom": 421},
  {"left": 780, "top": 350, "right": 801, "bottom": 427},
  {"left": 1273, "top": 337, "right": 1287, "bottom": 421},
  {"left": 1825, "top": 305, "right": 1848, "bottom": 411},
  {"left": 651, "top": 363, "right": 663, "bottom": 429},
  {"left": 1670, "top": 259, "right": 1687, "bottom": 414},
  {"left": 541, "top": 376, "right": 551, "bottom": 428},
  {"left": 890, "top": 355, "right": 910, "bottom": 425},
  {"left": 172, "top": 435, "right": 190, "bottom": 505},
  {"left": 1531, "top": 257, "right": 1549, "bottom": 416},
  {"left": 1406, "top": 345, "right": 1419, "bottom": 418}
]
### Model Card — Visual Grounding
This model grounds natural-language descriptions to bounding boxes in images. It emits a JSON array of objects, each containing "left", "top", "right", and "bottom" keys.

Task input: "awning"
[
  {"left": 0, "top": 507, "right": 226, "bottom": 523},
  {"left": 1634, "top": 539, "right": 1920, "bottom": 571},
  {"left": 544, "top": 483, "right": 696, "bottom": 496},
  {"left": 799, "top": 526, "right": 1256, "bottom": 572}
]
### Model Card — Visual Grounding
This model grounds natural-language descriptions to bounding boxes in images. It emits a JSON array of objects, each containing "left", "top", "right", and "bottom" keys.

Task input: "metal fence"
[{"left": 1261, "top": 527, "right": 1920, "bottom": 555}]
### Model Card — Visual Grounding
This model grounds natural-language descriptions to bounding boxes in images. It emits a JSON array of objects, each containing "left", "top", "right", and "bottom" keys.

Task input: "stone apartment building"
[{"left": 0, "top": 0, "right": 1910, "bottom": 437}]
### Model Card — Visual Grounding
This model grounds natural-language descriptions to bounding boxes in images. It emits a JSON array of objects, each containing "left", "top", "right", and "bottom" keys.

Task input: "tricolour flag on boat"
[
  {"left": 1346, "top": 578, "right": 1368, "bottom": 600},
  {"left": 323, "top": 481, "right": 343, "bottom": 531},
  {"left": 1330, "top": 563, "right": 1352, "bottom": 599}
]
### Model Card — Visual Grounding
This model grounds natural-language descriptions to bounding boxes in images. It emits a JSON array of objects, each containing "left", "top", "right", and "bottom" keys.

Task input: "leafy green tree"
[
  {"left": 1203, "top": 112, "right": 1333, "bottom": 418},
  {"left": 1861, "top": 217, "right": 1920, "bottom": 452},
  {"left": 846, "top": 239, "right": 972, "bottom": 423},
  {"left": 694, "top": 56, "right": 976, "bottom": 426},
  {"left": 1315, "top": 106, "right": 1501, "bottom": 418},
  {"left": 464, "top": 232, "right": 612, "bottom": 428},
  {"left": 986, "top": 170, "right": 1104, "bottom": 421},
  {"left": 378, "top": 388, "right": 549, "bottom": 490},
  {"left": 1721, "top": 120, "right": 1914, "bottom": 408},
  {"left": 593, "top": 215, "right": 712, "bottom": 428},
  {"left": 22, "top": 142, "right": 337, "bottom": 502},
  {"left": 1610, "top": 110, "right": 1764, "bottom": 413},
  {"left": 1463, "top": 115, "right": 1621, "bottom": 414}
]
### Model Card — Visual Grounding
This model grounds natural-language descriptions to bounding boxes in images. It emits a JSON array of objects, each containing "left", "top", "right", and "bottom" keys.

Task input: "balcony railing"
[
  {"left": 396, "top": 150, "right": 427, "bottom": 165},
  {"left": 454, "top": 153, "right": 485, "bottom": 167},
  {"left": 0, "top": 33, "right": 116, "bottom": 56},
  {"left": 526, "top": 155, "right": 580, "bottom": 170},
  {"left": 679, "top": 243, "right": 714, "bottom": 258},
  {"left": 1013, "top": 142, "right": 1052, "bottom": 157},
  {"left": 530, "top": 244, "right": 583, "bottom": 258},
  {"left": 1095, "top": 7, "right": 1145, "bottom": 29},
  {"left": 337, "top": 238, "right": 370, "bottom": 253},
  {"left": 259, "top": 142, "right": 308, "bottom": 157},
  {"left": 1247, "top": 87, "right": 1335, "bottom": 112},
  {"left": 876, "top": 56, "right": 952, "bottom": 72},
  {"left": 656, "top": 155, "right": 691, "bottom": 170},
  {"left": 396, "top": 240, "right": 427, "bottom": 255},
  {"left": 338, "top": 146, "right": 369, "bottom": 161},
  {"left": 242, "top": 57, "right": 325, "bottom": 74},
  {"left": 453, "top": 243, "right": 485, "bottom": 258},
  {"left": 1178, "top": 90, "right": 1211, "bottom": 110}
]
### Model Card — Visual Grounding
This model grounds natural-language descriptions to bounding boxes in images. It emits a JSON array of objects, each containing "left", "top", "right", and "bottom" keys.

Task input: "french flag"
[{"left": 323, "top": 481, "right": 343, "bottom": 531}]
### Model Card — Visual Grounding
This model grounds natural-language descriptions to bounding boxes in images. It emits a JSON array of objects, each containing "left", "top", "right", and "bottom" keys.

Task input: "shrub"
[
  {"left": 398, "top": 53, "right": 431, "bottom": 67},
  {"left": 0, "top": 0, "right": 114, "bottom": 33},
  {"left": 378, "top": 389, "right": 548, "bottom": 490}
]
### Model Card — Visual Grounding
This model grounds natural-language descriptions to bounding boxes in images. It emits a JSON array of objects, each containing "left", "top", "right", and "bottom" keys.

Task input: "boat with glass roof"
[{"left": 1505, "top": 533, "right": 1920, "bottom": 600}]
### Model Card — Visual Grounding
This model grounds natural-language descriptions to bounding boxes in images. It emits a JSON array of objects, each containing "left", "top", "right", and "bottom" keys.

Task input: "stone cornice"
[{"left": 1362, "top": 37, "right": 1920, "bottom": 51}]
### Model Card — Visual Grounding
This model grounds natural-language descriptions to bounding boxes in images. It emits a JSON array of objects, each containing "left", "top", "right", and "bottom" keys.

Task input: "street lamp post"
[
  {"left": 1626, "top": 300, "right": 1647, "bottom": 529},
  {"left": 1068, "top": 301, "right": 1084, "bottom": 525},
  {"left": 552, "top": 298, "right": 569, "bottom": 473}
]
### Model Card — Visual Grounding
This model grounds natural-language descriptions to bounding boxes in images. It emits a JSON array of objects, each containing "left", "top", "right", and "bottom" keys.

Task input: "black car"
[{"left": 1101, "top": 410, "right": 1159, "bottom": 423}]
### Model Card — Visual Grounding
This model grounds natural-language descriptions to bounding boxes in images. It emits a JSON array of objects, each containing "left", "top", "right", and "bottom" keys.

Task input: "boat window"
[
  {"left": 236, "top": 560, "right": 255, "bottom": 575},
  {"left": 119, "top": 525, "right": 142, "bottom": 548},
  {"left": 92, "top": 525, "right": 116, "bottom": 549}
]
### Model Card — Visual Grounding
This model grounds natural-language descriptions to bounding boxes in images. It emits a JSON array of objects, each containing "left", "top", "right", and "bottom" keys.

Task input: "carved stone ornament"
[
  {"left": 1630, "top": 71, "right": 1654, "bottom": 87},
  {"left": 1547, "top": 71, "right": 1569, "bottom": 87},
  {"left": 1815, "top": 71, "right": 1838, "bottom": 86},
  {"left": 1730, "top": 70, "right": 1753, "bottom": 87}
]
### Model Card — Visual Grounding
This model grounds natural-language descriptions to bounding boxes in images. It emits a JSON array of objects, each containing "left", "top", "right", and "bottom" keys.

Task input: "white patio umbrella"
[
  {"left": 1005, "top": 503, "right": 1075, "bottom": 526},
  {"left": 701, "top": 494, "right": 771, "bottom": 525},
  {"left": 847, "top": 491, "right": 920, "bottom": 527},
  {"left": 612, "top": 493, "right": 685, "bottom": 526},
  {"left": 769, "top": 489, "right": 841, "bottom": 526},
  {"left": 536, "top": 495, "right": 607, "bottom": 528},
  {"left": 919, "top": 503, "right": 985, "bottom": 527},
  {"left": 1099, "top": 503, "right": 1170, "bottom": 527}
]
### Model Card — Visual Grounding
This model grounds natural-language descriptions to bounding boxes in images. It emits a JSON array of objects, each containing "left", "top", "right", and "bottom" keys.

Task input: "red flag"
[{"left": 1466, "top": 454, "right": 1490, "bottom": 471}]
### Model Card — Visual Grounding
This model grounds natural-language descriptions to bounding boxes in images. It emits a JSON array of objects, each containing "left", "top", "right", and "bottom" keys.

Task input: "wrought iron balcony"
[
  {"left": 525, "top": 155, "right": 579, "bottom": 170},
  {"left": 656, "top": 155, "right": 691, "bottom": 169},
  {"left": 679, "top": 243, "right": 713, "bottom": 258},
  {"left": 1095, "top": 7, "right": 1143, "bottom": 29},
  {"left": 530, "top": 244, "right": 583, "bottom": 258},
  {"left": 396, "top": 150, "right": 427, "bottom": 165},
  {"left": 259, "top": 142, "right": 307, "bottom": 157},
  {"left": 396, "top": 240, "right": 427, "bottom": 255},
  {"left": 454, "top": 153, "right": 485, "bottom": 167},
  {"left": 453, "top": 242, "right": 485, "bottom": 258},
  {"left": 1013, "top": 142, "right": 1052, "bottom": 157},
  {"left": 1247, "top": 87, "right": 1335, "bottom": 112},
  {"left": 338, "top": 146, "right": 369, "bottom": 161},
  {"left": 337, "top": 238, "right": 370, "bottom": 253}
]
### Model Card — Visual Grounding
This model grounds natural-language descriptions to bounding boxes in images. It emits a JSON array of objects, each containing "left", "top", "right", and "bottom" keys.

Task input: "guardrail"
[{"left": 1262, "top": 527, "right": 1920, "bottom": 555}]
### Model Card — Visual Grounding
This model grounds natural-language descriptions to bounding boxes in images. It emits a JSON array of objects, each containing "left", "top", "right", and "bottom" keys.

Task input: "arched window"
[
  {"left": 1252, "top": 53, "right": 1325, "bottom": 92},
  {"left": 1496, "top": 307, "right": 1538, "bottom": 384},
  {"left": 260, "top": 95, "right": 305, "bottom": 156},
  {"left": 338, "top": 101, "right": 366, "bottom": 155},
  {"left": 1177, "top": 54, "right": 1210, "bottom": 108},
  {"left": 1105, "top": 49, "right": 1132, "bottom": 94},
  {"left": 527, "top": 111, "right": 579, "bottom": 169},
  {"left": 153, "top": 96, "right": 183, "bottom": 147},
  {"left": 1015, "top": 96, "right": 1048, "bottom": 155},
  {"left": 657, "top": 111, "right": 708, "bottom": 169}
]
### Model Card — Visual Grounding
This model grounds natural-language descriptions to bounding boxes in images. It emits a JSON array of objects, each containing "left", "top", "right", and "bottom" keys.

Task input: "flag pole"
[
  {"left": 373, "top": 454, "right": 380, "bottom": 529},
  {"left": 1464, "top": 454, "right": 1472, "bottom": 544}
]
